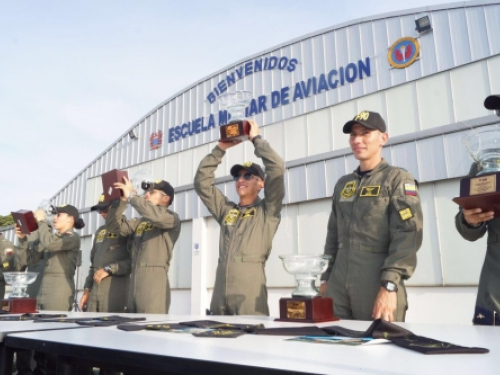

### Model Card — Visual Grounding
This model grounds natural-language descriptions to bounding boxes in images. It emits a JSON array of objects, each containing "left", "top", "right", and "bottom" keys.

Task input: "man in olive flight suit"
[
  {"left": 0, "top": 232, "right": 17, "bottom": 298},
  {"left": 194, "top": 120, "right": 285, "bottom": 315},
  {"left": 107, "top": 179, "right": 180, "bottom": 314},
  {"left": 80, "top": 195, "right": 131, "bottom": 313},
  {"left": 455, "top": 162, "right": 500, "bottom": 325},
  {"left": 320, "top": 111, "right": 423, "bottom": 322}
]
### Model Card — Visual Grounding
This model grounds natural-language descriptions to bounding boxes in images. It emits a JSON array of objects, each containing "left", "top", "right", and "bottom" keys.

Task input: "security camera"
[{"left": 484, "top": 95, "right": 500, "bottom": 117}]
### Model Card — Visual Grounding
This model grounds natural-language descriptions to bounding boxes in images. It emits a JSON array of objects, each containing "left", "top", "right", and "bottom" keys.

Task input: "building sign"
[
  {"left": 168, "top": 57, "right": 371, "bottom": 143},
  {"left": 387, "top": 37, "right": 420, "bottom": 69},
  {"left": 150, "top": 131, "right": 163, "bottom": 150}
]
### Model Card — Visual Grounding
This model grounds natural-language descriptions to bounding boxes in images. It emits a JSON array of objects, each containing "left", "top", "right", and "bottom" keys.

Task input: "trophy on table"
[
  {"left": 218, "top": 90, "right": 252, "bottom": 142},
  {"left": 276, "top": 254, "right": 338, "bottom": 323},
  {"left": 452, "top": 95, "right": 500, "bottom": 216},
  {"left": 1, "top": 272, "right": 38, "bottom": 313}
]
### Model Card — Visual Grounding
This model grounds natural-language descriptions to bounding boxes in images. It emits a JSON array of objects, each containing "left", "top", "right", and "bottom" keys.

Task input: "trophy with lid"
[
  {"left": 276, "top": 254, "right": 338, "bottom": 323},
  {"left": 1, "top": 272, "right": 39, "bottom": 313},
  {"left": 453, "top": 95, "right": 500, "bottom": 215},
  {"left": 218, "top": 90, "right": 252, "bottom": 142}
]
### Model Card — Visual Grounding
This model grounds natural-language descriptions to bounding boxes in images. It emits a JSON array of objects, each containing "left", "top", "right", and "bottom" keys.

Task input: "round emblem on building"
[{"left": 387, "top": 37, "right": 420, "bottom": 69}]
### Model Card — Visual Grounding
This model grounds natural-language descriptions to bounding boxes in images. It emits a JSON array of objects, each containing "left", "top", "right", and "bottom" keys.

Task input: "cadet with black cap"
[
  {"left": 14, "top": 204, "right": 85, "bottom": 310},
  {"left": 194, "top": 119, "right": 285, "bottom": 315},
  {"left": 107, "top": 178, "right": 180, "bottom": 314},
  {"left": 320, "top": 110, "right": 423, "bottom": 322},
  {"left": 80, "top": 194, "right": 131, "bottom": 313},
  {"left": 0, "top": 232, "right": 17, "bottom": 298}
]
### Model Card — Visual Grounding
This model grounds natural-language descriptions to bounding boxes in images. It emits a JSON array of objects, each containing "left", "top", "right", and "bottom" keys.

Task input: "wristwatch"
[
  {"left": 104, "top": 265, "right": 112, "bottom": 275},
  {"left": 381, "top": 280, "right": 398, "bottom": 292}
]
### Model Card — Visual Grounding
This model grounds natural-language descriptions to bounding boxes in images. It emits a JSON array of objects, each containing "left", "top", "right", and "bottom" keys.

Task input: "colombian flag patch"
[{"left": 404, "top": 183, "right": 417, "bottom": 196}]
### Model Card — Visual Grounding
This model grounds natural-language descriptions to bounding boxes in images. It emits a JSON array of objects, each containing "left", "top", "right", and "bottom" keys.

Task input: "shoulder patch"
[
  {"left": 399, "top": 208, "right": 414, "bottom": 221},
  {"left": 404, "top": 183, "right": 417, "bottom": 196}
]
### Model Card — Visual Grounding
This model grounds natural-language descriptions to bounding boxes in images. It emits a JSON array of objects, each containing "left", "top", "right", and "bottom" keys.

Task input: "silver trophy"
[
  {"left": 279, "top": 254, "right": 331, "bottom": 298},
  {"left": 3, "top": 272, "right": 39, "bottom": 298},
  {"left": 218, "top": 90, "right": 252, "bottom": 142},
  {"left": 462, "top": 126, "right": 500, "bottom": 175}
]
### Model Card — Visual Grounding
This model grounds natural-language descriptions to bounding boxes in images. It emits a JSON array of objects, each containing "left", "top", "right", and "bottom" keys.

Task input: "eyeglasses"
[{"left": 234, "top": 173, "right": 258, "bottom": 181}]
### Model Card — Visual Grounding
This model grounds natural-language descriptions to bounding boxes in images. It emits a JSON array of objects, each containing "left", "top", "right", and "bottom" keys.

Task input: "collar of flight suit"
[
  {"left": 353, "top": 158, "right": 389, "bottom": 179},
  {"left": 237, "top": 196, "right": 262, "bottom": 209}
]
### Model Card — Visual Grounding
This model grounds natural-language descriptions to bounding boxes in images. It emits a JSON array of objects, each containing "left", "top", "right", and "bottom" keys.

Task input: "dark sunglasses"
[
  {"left": 234, "top": 173, "right": 257, "bottom": 181},
  {"left": 97, "top": 208, "right": 109, "bottom": 214}
]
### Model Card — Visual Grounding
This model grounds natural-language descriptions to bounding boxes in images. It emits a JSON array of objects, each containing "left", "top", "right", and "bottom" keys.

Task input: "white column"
[{"left": 190, "top": 217, "right": 208, "bottom": 315}]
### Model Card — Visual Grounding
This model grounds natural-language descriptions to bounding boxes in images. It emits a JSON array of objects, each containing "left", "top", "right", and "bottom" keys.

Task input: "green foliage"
[{"left": 0, "top": 214, "right": 14, "bottom": 229}]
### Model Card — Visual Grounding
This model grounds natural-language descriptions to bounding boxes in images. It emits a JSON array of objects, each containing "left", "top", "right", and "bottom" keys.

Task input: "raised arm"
[
  {"left": 254, "top": 137, "right": 285, "bottom": 218},
  {"left": 194, "top": 145, "right": 234, "bottom": 223},
  {"left": 130, "top": 197, "right": 180, "bottom": 230},
  {"left": 36, "top": 221, "right": 80, "bottom": 252}
]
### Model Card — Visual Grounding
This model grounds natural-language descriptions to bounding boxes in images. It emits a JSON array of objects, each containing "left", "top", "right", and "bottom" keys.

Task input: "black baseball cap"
[
  {"left": 90, "top": 194, "right": 111, "bottom": 212},
  {"left": 154, "top": 180, "right": 175, "bottom": 205},
  {"left": 343, "top": 111, "right": 387, "bottom": 134},
  {"left": 230, "top": 162, "right": 265, "bottom": 180},
  {"left": 56, "top": 205, "right": 80, "bottom": 220}
]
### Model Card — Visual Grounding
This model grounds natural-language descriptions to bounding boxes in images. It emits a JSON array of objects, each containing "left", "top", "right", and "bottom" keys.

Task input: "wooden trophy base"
[
  {"left": 452, "top": 172, "right": 500, "bottom": 217},
  {"left": 275, "top": 297, "right": 339, "bottom": 323},
  {"left": 11, "top": 210, "right": 38, "bottom": 235},
  {"left": 102, "top": 169, "right": 129, "bottom": 202},
  {"left": 220, "top": 120, "right": 250, "bottom": 143},
  {"left": 1, "top": 298, "right": 38, "bottom": 313}
]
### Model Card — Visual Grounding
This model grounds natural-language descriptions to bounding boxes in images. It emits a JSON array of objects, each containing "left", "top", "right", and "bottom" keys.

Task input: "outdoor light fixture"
[
  {"left": 128, "top": 129, "right": 138, "bottom": 140},
  {"left": 415, "top": 16, "right": 432, "bottom": 34}
]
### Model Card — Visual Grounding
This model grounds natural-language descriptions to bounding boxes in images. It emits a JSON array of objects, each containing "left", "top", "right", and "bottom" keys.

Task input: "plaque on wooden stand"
[
  {"left": 102, "top": 169, "right": 129, "bottom": 202},
  {"left": 452, "top": 173, "right": 500, "bottom": 216},
  {"left": 11, "top": 210, "right": 38, "bottom": 234},
  {"left": 277, "top": 297, "right": 338, "bottom": 323},
  {"left": 276, "top": 255, "right": 338, "bottom": 323}
]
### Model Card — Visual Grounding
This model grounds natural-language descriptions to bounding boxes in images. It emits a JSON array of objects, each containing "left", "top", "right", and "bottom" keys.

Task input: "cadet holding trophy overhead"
[
  {"left": 320, "top": 111, "right": 423, "bottom": 322},
  {"left": 194, "top": 117, "right": 285, "bottom": 316},
  {"left": 80, "top": 194, "right": 131, "bottom": 313},
  {"left": 108, "top": 176, "right": 180, "bottom": 314},
  {"left": 14, "top": 204, "right": 84, "bottom": 311}
]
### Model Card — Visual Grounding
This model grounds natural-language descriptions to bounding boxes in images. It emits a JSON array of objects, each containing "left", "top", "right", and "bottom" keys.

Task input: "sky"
[{"left": 0, "top": 0, "right": 464, "bottom": 214}]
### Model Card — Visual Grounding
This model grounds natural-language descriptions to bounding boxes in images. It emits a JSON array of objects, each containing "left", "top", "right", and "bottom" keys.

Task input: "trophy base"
[
  {"left": 275, "top": 297, "right": 339, "bottom": 323},
  {"left": 452, "top": 172, "right": 500, "bottom": 217},
  {"left": 220, "top": 120, "right": 250, "bottom": 143},
  {"left": 102, "top": 169, "right": 128, "bottom": 202},
  {"left": 11, "top": 210, "right": 38, "bottom": 235},
  {"left": 1, "top": 298, "right": 38, "bottom": 313}
]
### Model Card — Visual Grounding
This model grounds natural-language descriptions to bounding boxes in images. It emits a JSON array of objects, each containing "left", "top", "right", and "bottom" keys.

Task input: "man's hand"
[
  {"left": 248, "top": 119, "right": 260, "bottom": 141},
  {"left": 319, "top": 283, "right": 327, "bottom": 296},
  {"left": 14, "top": 224, "right": 26, "bottom": 239},
  {"left": 93, "top": 268, "right": 111, "bottom": 284},
  {"left": 114, "top": 176, "right": 135, "bottom": 201},
  {"left": 33, "top": 209, "right": 46, "bottom": 222},
  {"left": 463, "top": 207, "right": 494, "bottom": 226},
  {"left": 80, "top": 289, "right": 90, "bottom": 311},
  {"left": 372, "top": 287, "right": 397, "bottom": 322}
]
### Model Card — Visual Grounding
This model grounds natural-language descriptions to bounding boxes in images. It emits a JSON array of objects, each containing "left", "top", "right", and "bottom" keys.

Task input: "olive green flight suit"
[
  {"left": 107, "top": 197, "right": 181, "bottom": 314},
  {"left": 0, "top": 236, "right": 17, "bottom": 298},
  {"left": 84, "top": 222, "right": 131, "bottom": 313},
  {"left": 455, "top": 162, "right": 500, "bottom": 316},
  {"left": 322, "top": 159, "right": 423, "bottom": 321},
  {"left": 194, "top": 137, "right": 285, "bottom": 315},
  {"left": 16, "top": 221, "right": 80, "bottom": 311}
]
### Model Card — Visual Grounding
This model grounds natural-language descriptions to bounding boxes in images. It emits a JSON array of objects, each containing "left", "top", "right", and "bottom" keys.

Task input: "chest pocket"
[{"left": 361, "top": 185, "right": 390, "bottom": 219}]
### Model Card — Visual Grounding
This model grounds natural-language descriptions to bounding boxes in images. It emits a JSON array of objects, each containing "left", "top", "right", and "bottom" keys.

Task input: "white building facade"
[{"left": 3, "top": 0, "right": 500, "bottom": 324}]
